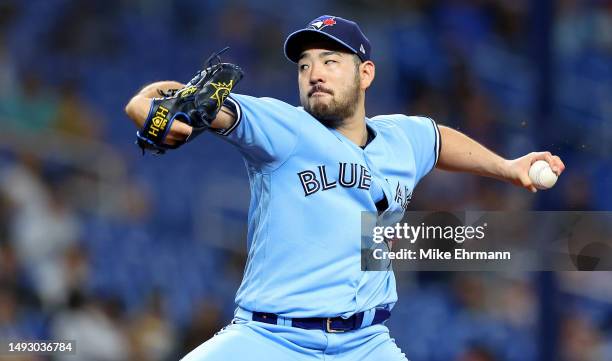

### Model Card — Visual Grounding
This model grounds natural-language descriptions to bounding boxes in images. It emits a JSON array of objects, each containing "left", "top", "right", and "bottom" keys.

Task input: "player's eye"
[
  {"left": 324, "top": 59, "right": 337, "bottom": 65},
  {"left": 299, "top": 64, "right": 309, "bottom": 71}
]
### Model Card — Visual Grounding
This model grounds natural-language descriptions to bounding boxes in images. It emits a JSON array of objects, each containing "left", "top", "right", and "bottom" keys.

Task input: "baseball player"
[{"left": 125, "top": 15, "right": 565, "bottom": 361}]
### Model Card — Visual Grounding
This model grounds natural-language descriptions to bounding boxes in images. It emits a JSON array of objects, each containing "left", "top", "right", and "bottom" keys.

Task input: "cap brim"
[{"left": 283, "top": 29, "right": 359, "bottom": 63}]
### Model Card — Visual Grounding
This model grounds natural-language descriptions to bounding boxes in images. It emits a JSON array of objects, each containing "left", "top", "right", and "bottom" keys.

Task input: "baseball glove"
[{"left": 136, "top": 47, "right": 244, "bottom": 154}]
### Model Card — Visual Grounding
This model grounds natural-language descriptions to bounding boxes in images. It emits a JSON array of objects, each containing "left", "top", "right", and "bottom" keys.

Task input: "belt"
[{"left": 237, "top": 307, "right": 391, "bottom": 333}]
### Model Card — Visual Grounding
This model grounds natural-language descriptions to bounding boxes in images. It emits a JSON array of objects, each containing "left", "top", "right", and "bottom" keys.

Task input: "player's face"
[{"left": 297, "top": 48, "right": 362, "bottom": 128}]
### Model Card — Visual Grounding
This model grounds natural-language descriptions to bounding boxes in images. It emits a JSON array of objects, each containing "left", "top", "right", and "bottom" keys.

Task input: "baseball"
[{"left": 529, "top": 160, "right": 558, "bottom": 190}]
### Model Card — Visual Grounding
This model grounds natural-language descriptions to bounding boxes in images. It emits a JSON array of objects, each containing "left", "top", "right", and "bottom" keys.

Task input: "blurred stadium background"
[{"left": 0, "top": 0, "right": 611, "bottom": 360}]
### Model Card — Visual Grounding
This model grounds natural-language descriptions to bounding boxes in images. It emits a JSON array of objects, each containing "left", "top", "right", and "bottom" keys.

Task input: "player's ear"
[{"left": 359, "top": 60, "right": 375, "bottom": 90}]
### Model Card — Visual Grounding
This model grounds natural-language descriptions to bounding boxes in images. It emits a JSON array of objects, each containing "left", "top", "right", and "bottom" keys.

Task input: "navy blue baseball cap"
[{"left": 284, "top": 15, "right": 371, "bottom": 63}]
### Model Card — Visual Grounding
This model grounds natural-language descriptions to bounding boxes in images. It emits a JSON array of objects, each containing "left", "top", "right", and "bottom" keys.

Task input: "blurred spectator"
[
  {"left": 0, "top": 72, "right": 59, "bottom": 133},
  {"left": 560, "top": 314, "right": 605, "bottom": 361},
  {"left": 0, "top": 242, "right": 39, "bottom": 309},
  {"left": 493, "top": 278, "right": 535, "bottom": 328},
  {"left": 62, "top": 243, "right": 90, "bottom": 293},
  {"left": 53, "top": 79, "right": 105, "bottom": 140},
  {"left": 0, "top": 153, "right": 80, "bottom": 307},
  {"left": 0, "top": 280, "right": 45, "bottom": 341},
  {"left": 180, "top": 301, "right": 225, "bottom": 358},
  {"left": 128, "top": 290, "right": 177, "bottom": 361},
  {"left": 52, "top": 290, "right": 129, "bottom": 361},
  {"left": 453, "top": 274, "right": 487, "bottom": 313},
  {"left": 0, "top": 283, "right": 22, "bottom": 338}
]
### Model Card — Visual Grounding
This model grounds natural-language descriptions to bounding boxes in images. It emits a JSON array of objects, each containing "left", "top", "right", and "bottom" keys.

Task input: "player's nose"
[{"left": 308, "top": 63, "right": 325, "bottom": 85}]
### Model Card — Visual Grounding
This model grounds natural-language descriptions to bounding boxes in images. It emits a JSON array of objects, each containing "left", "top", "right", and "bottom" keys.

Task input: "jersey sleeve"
[
  {"left": 211, "top": 93, "right": 302, "bottom": 170},
  {"left": 391, "top": 115, "right": 441, "bottom": 182}
]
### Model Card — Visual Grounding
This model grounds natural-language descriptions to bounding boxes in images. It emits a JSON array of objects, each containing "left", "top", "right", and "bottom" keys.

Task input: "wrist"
[{"left": 496, "top": 158, "right": 514, "bottom": 182}]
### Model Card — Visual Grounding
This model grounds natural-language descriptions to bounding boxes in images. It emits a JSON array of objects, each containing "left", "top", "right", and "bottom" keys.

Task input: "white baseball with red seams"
[{"left": 529, "top": 160, "right": 558, "bottom": 190}]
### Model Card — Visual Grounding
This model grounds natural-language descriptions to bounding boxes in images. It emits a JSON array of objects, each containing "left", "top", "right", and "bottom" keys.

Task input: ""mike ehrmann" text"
[{"left": 372, "top": 248, "right": 511, "bottom": 260}]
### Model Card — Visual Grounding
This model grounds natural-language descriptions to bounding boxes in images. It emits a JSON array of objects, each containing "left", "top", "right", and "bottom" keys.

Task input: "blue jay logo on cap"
[{"left": 308, "top": 16, "right": 337, "bottom": 31}]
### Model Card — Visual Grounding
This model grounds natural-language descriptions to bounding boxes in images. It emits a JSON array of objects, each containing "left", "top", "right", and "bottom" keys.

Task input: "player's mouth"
[{"left": 309, "top": 85, "right": 333, "bottom": 97}]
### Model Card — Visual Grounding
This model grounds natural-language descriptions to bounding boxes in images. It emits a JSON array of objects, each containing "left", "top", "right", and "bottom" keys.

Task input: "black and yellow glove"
[{"left": 136, "top": 49, "right": 243, "bottom": 154}]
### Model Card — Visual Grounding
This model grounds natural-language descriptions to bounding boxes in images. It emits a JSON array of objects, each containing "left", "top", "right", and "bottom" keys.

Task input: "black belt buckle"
[{"left": 325, "top": 317, "right": 354, "bottom": 333}]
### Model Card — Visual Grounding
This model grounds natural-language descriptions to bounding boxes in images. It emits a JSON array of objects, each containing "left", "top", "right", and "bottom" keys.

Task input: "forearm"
[
  {"left": 436, "top": 126, "right": 509, "bottom": 181},
  {"left": 436, "top": 125, "right": 566, "bottom": 192}
]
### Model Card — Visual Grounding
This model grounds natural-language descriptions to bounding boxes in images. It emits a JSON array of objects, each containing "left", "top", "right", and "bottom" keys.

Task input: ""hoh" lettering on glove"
[{"left": 148, "top": 105, "right": 169, "bottom": 138}]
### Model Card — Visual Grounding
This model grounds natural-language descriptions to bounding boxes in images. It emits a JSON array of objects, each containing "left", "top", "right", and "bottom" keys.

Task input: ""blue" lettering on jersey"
[{"left": 213, "top": 94, "right": 440, "bottom": 318}]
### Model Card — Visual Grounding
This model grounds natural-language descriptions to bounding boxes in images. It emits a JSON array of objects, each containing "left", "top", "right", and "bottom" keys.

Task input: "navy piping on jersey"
[
  {"left": 428, "top": 117, "right": 441, "bottom": 170},
  {"left": 216, "top": 96, "right": 243, "bottom": 136},
  {"left": 359, "top": 125, "right": 375, "bottom": 150}
]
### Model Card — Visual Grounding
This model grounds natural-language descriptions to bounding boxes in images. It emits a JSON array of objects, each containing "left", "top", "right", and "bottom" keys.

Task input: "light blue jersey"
[{"left": 216, "top": 94, "right": 440, "bottom": 319}]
